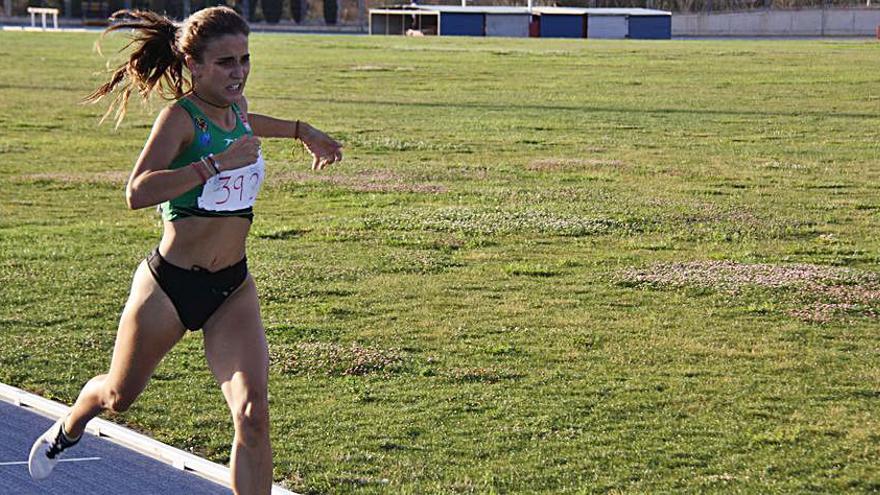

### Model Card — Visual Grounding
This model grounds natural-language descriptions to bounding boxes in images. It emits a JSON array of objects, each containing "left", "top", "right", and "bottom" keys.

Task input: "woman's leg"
[
  {"left": 64, "top": 260, "right": 186, "bottom": 437},
  {"left": 203, "top": 275, "right": 272, "bottom": 495}
]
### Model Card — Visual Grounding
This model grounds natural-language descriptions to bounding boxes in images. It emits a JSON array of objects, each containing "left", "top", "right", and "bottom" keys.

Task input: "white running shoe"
[{"left": 28, "top": 417, "right": 79, "bottom": 480}]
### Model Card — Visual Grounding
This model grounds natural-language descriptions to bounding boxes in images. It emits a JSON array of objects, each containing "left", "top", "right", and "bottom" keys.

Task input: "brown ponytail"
[
  {"left": 86, "top": 6, "right": 249, "bottom": 127},
  {"left": 85, "top": 10, "right": 183, "bottom": 127}
]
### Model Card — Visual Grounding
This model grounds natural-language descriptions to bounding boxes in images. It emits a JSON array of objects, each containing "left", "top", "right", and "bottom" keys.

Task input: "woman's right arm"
[
  {"left": 125, "top": 105, "right": 200, "bottom": 210},
  {"left": 125, "top": 105, "right": 263, "bottom": 210}
]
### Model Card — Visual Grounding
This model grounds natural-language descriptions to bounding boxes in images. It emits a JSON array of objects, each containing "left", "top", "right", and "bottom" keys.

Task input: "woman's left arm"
[
  {"left": 241, "top": 96, "right": 342, "bottom": 171},
  {"left": 251, "top": 113, "right": 342, "bottom": 171}
]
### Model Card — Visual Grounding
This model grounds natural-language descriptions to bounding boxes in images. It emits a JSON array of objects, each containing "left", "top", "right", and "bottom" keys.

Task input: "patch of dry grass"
[
  {"left": 271, "top": 169, "right": 447, "bottom": 194},
  {"left": 527, "top": 157, "right": 626, "bottom": 172},
  {"left": 619, "top": 260, "right": 874, "bottom": 292},
  {"left": 269, "top": 341, "right": 406, "bottom": 377},
  {"left": 17, "top": 171, "right": 128, "bottom": 185},
  {"left": 364, "top": 206, "right": 622, "bottom": 237},
  {"left": 444, "top": 367, "right": 522, "bottom": 383},
  {"left": 619, "top": 260, "right": 880, "bottom": 324}
]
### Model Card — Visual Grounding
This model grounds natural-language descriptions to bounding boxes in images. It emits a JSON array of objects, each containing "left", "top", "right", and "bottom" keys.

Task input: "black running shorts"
[{"left": 146, "top": 248, "right": 248, "bottom": 330}]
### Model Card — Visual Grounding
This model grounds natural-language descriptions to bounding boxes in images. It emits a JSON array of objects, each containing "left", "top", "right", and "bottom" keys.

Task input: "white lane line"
[{"left": 0, "top": 457, "right": 101, "bottom": 466}]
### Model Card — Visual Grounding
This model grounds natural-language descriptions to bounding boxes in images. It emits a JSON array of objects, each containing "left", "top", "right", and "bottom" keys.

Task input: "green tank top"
[{"left": 160, "top": 98, "right": 264, "bottom": 222}]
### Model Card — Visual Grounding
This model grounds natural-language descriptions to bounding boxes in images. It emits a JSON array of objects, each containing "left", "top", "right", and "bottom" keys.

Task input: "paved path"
[{"left": 0, "top": 399, "right": 232, "bottom": 494}]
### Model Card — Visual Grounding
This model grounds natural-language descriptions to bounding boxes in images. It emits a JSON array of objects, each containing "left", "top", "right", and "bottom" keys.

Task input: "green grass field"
[{"left": 1, "top": 31, "right": 879, "bottom": 493}]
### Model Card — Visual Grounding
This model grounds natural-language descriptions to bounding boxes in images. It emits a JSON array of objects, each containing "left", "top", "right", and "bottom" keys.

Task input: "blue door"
[
  {"left": 627, "top": 15, "right": 671, "bottom": 39},
  {"left": 441, "top": 13, "right": 485, "bottom": 36},
  {"left": 540, "top": 14, "right": 585, "bottom": 38}
]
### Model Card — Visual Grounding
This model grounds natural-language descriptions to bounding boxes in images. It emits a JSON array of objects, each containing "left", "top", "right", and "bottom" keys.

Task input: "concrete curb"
[
  {"left": 0, "top": 382, "right": 297, "bottom": 495},
  {"left": 2, "top": 25, "right": 92, "bottom": 32}
]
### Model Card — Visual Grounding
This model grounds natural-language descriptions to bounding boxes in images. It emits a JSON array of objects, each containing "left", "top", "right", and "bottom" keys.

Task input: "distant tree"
[
  {"left": 291, "top": 0, "right": 305, "bottom": 22},
  {"left": 262, "top": 0, "right": 282, "bottom": 22},
  {"left": 323, "top": 0, "right": 337, "bottom": 24}
]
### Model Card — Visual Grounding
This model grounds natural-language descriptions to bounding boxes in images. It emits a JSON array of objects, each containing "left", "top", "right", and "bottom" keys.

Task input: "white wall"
[
  {"left": 673, "top": 8, "right": 880, "bottom": 37},
  {"left": 588, "top": 15, "right": 628, "bottom": 39},
  {"left": 486, "top": 14, "right": 530, "bottom": 37}
]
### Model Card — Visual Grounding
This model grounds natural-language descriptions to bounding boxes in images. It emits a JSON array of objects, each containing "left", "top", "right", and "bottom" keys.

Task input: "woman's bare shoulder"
[
  {"left": 139, "top": 101, "right": 195, "bottom": 159},
  {"left": 155, "top": 101, "right": 194, "bottom": 131},
  {"left": 144, "top": 101, "right": 195, "bottom": 146}
]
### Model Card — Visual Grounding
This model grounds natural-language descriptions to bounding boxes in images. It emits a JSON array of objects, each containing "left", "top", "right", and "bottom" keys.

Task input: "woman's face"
[{"left": 189, "top": 34, "right": 250, "bottom": 105}]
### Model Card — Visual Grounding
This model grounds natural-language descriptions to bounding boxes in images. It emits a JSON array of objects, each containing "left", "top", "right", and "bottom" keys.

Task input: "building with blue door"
[
  {"left": 535, "top": 7, "right": 671, "bottom": 39},
  {"left": 368, "top": 5, "right": 671, "bottom": 39},
  {"left": 369, "top": 7, "right": 439, "bottom": 35},
  {"left": 369, "top": 5, "right": 531, "bottom": 37}
]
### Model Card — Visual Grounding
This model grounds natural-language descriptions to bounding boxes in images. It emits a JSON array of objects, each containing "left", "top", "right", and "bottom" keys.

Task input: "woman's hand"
[
  {"left": 215, "top": 135, "right": 262, "bottom": 171},
  {"left": 299, "top": 122, "right": 343, "bottom": 171}
]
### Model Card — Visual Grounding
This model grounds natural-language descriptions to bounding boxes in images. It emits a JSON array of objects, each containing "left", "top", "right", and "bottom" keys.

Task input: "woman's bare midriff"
[{"left": 158, "top": 216, "right": 251, "bottom": 271}]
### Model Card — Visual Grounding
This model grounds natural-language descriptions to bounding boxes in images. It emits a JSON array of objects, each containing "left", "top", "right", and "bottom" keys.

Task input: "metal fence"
[
  {"left": 4, "top": 0, "right": 877, "bottom": 22},
  {"left": 408, "top": 0, "right": 877, "bottom": 11}
]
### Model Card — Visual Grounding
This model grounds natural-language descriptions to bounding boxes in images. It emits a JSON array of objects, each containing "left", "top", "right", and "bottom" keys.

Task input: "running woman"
[{"left": 28, "top": 7, "right": 341, "bottom": 494}]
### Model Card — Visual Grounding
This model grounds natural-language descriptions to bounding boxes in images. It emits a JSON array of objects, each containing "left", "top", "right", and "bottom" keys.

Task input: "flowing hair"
[{"left": 84, "top": 7, "right": 249, "bottom": 127}]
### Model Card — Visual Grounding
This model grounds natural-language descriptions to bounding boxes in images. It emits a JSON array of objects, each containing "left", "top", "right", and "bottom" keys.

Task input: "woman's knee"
[
  {"left": 104, "top": 386, "right": 136, "bottom": 413},
  {"left": 230, "top": 392, "right": 270, "bottom": 444}
]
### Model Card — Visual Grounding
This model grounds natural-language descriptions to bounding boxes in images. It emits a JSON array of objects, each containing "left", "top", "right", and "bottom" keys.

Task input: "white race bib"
[{"left": 197, "top": 153, "right": 265, "bottom": 211}]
